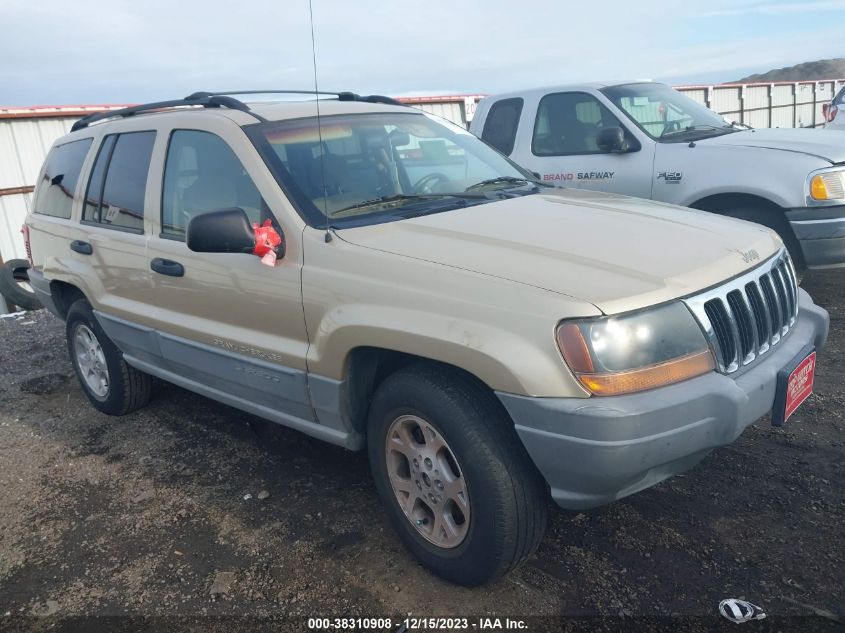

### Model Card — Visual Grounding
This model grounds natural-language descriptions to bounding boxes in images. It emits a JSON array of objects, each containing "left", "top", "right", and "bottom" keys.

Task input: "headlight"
[
  {"left": 807, "top": 168, "right": 845, "bottom": 204},
  {"left": 556, "top": 302, "right": 715, "bottom": 396}
]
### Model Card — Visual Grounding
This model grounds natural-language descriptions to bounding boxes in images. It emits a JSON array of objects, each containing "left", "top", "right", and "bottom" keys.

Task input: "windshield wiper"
[
  {"left": 661, "top": 124, "right": 737, "bottom": 139},
  {"left": 465, "top": 176, "right": 532, "bottom": 191},
  {"left": 332, "top": 193, "right": 485, "bottom": 216},
  {"left": 727, "top": 120, "right": 752, "bottom": 130}
]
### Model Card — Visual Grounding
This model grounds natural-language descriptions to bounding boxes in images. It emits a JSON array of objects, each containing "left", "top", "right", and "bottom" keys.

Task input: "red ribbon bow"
[{"left": 252, "top": 220, "right": 282, "bottom": 258}]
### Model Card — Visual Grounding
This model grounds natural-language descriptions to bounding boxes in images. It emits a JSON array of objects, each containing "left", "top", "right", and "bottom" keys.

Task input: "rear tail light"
[
  {"left": 825, "top": 104, "right": 838, "bottom": 123},
  {"left": 21, "top": 224, "right": 33, "bottom": 265}
]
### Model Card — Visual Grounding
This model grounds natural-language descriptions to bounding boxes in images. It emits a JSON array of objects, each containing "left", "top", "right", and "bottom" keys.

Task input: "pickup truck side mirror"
[
  {"left": 596, "top": 126, "right": 638, "bottom": 153},
  {"left": 187, "top": 208, "right": 258, "bottom": 254}
]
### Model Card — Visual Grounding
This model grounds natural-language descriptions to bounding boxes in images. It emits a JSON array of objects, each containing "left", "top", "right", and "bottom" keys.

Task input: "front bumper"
[
  {"left": 497, "top": 289, "right": 829, "bottom": 510},
  {"left": 787, "top": 205, "right": 845, "bottom": 268}
]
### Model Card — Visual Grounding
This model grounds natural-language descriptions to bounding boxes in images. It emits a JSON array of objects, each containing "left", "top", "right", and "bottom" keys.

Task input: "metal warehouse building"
[{"left": 1, "top": 79, "right": 843, "bottom": 268}]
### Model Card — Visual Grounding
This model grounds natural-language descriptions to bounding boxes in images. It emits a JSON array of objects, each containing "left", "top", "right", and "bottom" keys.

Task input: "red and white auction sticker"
[{"left": 784, "top": 351, "right": 816, "bottom": 422}]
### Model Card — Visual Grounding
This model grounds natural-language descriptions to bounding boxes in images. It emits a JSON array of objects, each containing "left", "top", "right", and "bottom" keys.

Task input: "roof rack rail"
[
  {"left": 186, "top": 90, "right": 407, "bottom": 107},
  {"left": 70, "top": 93, "right": 266, "bottom": 132},
  {"left": 70, "top": 90, "right": 407, "bottom": 132},
  {"left": 186, "top": 90, "right": 342, "bottom": 99}
]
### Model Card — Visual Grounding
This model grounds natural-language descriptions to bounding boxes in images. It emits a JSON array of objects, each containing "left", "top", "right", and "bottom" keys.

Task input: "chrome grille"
[{"left": 683, "top": 250, "right": 798, "bottom": 374}]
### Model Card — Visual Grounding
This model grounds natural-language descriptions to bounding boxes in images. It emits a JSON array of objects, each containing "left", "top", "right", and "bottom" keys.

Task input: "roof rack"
[
  {"left": 70, "top": 93, "right": 263, "bottom": 132},
  {"left": 187, "top": 90, "right": 406, "bottom": 107},
  {"left": 71, "top": 90, "right": 407, "bottom": 132}
]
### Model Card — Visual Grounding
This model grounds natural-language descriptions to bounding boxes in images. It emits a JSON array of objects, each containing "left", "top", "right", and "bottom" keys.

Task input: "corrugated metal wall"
[
  {"left": 675, "top": 79, "right": 845, "bottom": 129},
  {"left": 0, "top": 193, "right": 32, "bottom": 263},
  {"left": 0, "top": 118, "right": 74, "bottom": 189},
  {"left": 411, "top": 101, "right": 466, "bottom": 125}
]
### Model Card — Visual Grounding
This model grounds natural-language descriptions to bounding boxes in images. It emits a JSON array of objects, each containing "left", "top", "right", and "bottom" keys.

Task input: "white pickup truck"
[{"left": 471, "top": 81, "right": 845, "bottom": 271}]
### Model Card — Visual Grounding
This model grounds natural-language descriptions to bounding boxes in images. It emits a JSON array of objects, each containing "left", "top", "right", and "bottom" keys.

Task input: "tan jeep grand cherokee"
[{"left": 24, "top": 91, "right": 829, "bottom": 586}]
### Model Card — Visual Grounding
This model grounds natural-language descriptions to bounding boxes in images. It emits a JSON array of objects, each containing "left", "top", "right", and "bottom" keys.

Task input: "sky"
[{"left": 1, "top": 0, "right": 844, "bottom": 106}]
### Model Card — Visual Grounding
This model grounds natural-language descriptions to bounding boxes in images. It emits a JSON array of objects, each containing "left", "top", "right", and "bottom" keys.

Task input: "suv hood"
[
  {"left": 338, "top": 189, "right": 783, "bottom": 314},
  {"left": 701, "top": 128, "right": 845, "bottom": 163}
]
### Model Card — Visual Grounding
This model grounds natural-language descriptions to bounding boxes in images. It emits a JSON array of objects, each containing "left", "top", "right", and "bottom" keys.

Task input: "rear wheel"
[
  {"left": 367, "top": 364, "right": 547, "bottom": 586},
  {"left": 66, "top": 299, "right": 151, "bottom": 415}
]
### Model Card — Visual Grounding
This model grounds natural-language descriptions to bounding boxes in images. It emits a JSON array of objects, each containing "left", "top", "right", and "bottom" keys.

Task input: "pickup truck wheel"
[
  {"left": 0, "top": 259, "right": 41, "bottom": 311},
  {"left": 367, "top": 364, "right": 547, "bottom": 586},
  {"left": 66, "top": 299, "right": 151, "bottom": 415}
]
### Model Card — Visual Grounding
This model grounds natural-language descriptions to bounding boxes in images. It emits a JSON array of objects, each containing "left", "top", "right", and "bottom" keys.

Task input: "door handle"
[
  {"left": 70, "top": 240, "right": 93, "bottom": 255},
  {"left": 150, "top": 258, "right": 184, "bottom": 277}
]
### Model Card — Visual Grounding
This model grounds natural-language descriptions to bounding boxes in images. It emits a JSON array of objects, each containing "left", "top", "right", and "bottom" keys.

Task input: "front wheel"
[{"left": 367, "top": 364, "right": 547, "bottom": 586}]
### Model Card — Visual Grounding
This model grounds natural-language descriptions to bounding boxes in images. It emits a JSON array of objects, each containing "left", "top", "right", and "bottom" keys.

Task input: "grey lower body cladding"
[
  {"left": 94, "top": 311, "right": 363, "bottom": 450},
  {"left": 497, "top": 289, "right": 829, "bottom": 510},
  {"left": 788, "top": 204, "right": 845, "bottom": 268}
]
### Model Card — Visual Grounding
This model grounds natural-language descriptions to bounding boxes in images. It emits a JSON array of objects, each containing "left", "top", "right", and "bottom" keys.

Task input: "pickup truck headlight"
[
  {"left": 808, "top": 168, "right": 845, "bottom": 204},
  {"left": 556, "top": 302, "right": 715, "bottom": 396}
]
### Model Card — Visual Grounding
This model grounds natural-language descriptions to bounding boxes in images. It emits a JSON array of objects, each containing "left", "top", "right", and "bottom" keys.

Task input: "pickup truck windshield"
[
  {"left": 601, "top": 83, "right": 741, "bottom": 142},
  {"left": 252, "top": 112, "right": 538, "bottom": 227}
]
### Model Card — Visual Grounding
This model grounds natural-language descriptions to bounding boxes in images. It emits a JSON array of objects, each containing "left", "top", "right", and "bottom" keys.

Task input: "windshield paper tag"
[{"left": 260, "top": 251, "right": 277, "bottom": 267}]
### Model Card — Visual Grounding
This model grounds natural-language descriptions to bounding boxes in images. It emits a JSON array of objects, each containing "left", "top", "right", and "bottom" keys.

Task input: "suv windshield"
[
  {"left": 601, "top": 83, "right": 742, "bottom": 142},
  {"left": 250, "top": 111, "right": 540, "bottom": 227}
]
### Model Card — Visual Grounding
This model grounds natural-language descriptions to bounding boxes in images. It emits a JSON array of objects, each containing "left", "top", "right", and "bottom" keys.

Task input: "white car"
[
  {"left": 471, "top": 81, "right": 845, "bottom": 271},
  {"left": 823, "top": 85, "right": 845, "bottom": 130}
]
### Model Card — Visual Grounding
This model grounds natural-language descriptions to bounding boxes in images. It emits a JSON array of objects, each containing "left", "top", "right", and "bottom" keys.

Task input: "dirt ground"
[{"left": 0, "top": 271, "right": 842, "bottom": 633}]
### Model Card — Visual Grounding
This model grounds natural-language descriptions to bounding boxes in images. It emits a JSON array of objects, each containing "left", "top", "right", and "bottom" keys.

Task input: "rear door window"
[
  {"left": 83, "top": 131, "right": 155, "bottom": 232},
  {"left": 481, "top": 98, "right": 523, "bottom": 155},
  {"left": 34, "top": 138, "right": 93, "bottom": 219},
  {"left": 161, "top": 130, "right": 266, "bottom": 239}
]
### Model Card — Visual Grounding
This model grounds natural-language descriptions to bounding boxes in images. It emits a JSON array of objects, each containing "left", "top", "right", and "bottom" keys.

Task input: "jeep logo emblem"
[{"left": 741, "top": 249, "right": 760, "bottom": 263}]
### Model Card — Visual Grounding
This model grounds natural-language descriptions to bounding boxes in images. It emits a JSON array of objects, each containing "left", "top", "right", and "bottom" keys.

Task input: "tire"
[
  {"left": 367, "top": 363, "right": 547, "bottom": 586},
  {"left": 0, "top": 259, "right": 41, "bottom": 311},
  {"left": 720, "top": 206, "right": 806, "bottom": 276},
  {"left": 66, "top": 299, "right": 152, "bottom": 415}
]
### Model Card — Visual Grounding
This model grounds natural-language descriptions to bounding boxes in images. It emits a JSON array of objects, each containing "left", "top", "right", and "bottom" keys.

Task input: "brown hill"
[{"left": 734, "top": 58, "right": 845, "bottom": 83}]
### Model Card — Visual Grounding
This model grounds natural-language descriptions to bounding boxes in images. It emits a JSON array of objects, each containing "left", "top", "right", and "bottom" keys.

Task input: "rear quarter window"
[
  {"left": 481, "top": 98, "right": 523, "bottom": 155},
  {"left": 82, "top": 131, "right": 155, "bottom": 232},
  {"left": 33, "top": 138, "right": 93, "bottom": 219}
]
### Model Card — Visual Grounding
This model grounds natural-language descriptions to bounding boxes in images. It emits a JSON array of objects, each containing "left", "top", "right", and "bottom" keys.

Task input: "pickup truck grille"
[{"left": 683, "top": 250, "right": 798, "bottom": 374}]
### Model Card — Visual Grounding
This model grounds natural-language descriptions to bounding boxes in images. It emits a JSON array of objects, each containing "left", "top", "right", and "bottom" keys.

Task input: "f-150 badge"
[{"left": 657, "top": 171, "right": 683, "bottom": 183}]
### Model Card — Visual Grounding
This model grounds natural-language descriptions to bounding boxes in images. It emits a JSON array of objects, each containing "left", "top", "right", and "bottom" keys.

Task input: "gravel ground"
[{"left": 0, "top": 271, "right": 842, "bottom": 632}]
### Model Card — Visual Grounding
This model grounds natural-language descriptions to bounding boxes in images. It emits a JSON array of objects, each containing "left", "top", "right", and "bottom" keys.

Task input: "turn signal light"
[
  {"left": 576, "top": 351, "right": 716, "bottom": 396},
  {"left": 810, "top": 175, "right": 830, "bottom": 200}
]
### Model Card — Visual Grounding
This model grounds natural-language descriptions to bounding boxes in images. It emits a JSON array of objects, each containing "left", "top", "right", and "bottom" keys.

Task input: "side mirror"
[
  {"left": 596, "top": 126, "right": 631, "bottom": 153},
  {"left": 187, "top": 208, "right": 256, "bottom": 254}
]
